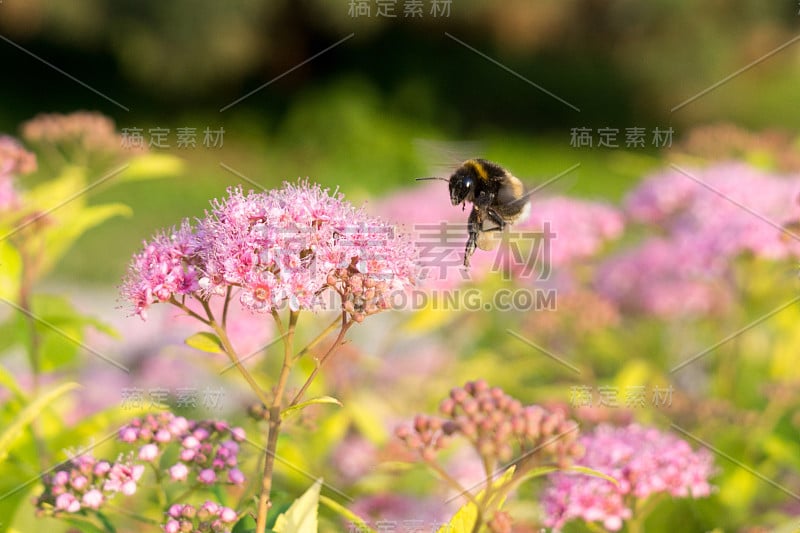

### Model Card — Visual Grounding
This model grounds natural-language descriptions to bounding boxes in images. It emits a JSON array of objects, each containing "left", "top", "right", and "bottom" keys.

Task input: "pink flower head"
[
  {"left": 0, "top": 135, "right": 37, "bottom": 177},
  {"left": 122, "top": 181, "right": 418, "bottom": 322},
  {"left": 543, "top": 424, "right": 715, "bottom": 531},
  {"left": 200, "top": 182, "right": 417, "bottom": 319},
  {"left": 121, "top": 220, "right": 200, "bottom": 319}
]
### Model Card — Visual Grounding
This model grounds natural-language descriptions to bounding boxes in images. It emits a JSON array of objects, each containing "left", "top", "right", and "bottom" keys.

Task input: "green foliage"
[
  {"left": 439, "top": 466, "right": 515, "bottom": 533},
  {"left": 281, "top": 396, "right": 342, "bottom": 420},
  {"left": 273, "top": 479, "right": 322, "bottom": 533},
  {"left": 185, "top": 332, "right": 225, "bottom": 354}
]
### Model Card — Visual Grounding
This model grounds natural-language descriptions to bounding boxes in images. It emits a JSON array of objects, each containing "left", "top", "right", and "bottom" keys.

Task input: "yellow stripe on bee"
[{"left": 464, "top": 159, "right": 489, "bottom": 182}]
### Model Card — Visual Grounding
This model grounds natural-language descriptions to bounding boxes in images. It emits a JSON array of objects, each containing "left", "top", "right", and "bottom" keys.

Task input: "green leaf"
[
  {"left": 120, "top": 153, "right": 185, "bottom": 182},
  {"left": 0, "top": 364, "right": 27, "bottom": 402},
  {"left": 438, "top": 466, "right": 516, "bottom": 533},
  {"left": 0, "top": 239, "right": 21, "bottom": 301},
  {"left": 95, "top": 511, "right": 118, "bottom": 533},
  {"left": 232, "top": 514, "right": 257, "bottom": 533},
  {"left": 24, "top": 294, "right": 119, "bottom": 371},
  {"left": 565, "top": 465, "right": 620, "bottom": 486},
  {"left": 281, "top": 396, "right": 342, "bottom": 420},
  {"left": 514, "top": 464, "right": 619, "bottom": 487},
  {"left": 319, "top": 495, "right": 377, "bottom": 533},
  {"left": 0, "top": 382, "right": 81, "bottom": 461},
  {"left": 185, "top": 332, "right": 224, "bottom": 354},
  {"left": 273, "top": 478, "right": 322, "bottom": 533},
  {"left": 61, "top": 517, "right": 108, "bottom": 533},
  {"left": 39, "top": 202, "right": 132, "bottom": 276}
]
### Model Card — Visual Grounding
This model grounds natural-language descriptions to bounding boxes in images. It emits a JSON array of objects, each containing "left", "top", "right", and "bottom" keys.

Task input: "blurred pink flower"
[
  {"left": 331, "top": 434, "right": 377, "bottom": 482},
  {"left": 595, "top": 237, "right": 734, "bottom": 318},
  {"left": 601, "top": 163, "right": 800, "bottom": 317},
  {"left": 625, "top": 163, "right": 800, "bottom": 259},
  {"left": 21, "top": 111, "right": 124, "bottom": 156},
  {"left": 0, "top": 134, "right": 37, "bottom": 177},
  {"left": 519, "top": 196, "right": 624, "bottom": 268},
  {"left": 0, "top": 135, "right": 36, "bottom": 211},
  {"left": 542, "top": 424, "right": 715, "bottom": 531}
]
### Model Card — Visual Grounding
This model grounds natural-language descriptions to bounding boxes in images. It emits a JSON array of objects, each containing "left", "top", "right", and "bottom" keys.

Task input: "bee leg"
[
  {"left": 484, "top": 208, "right": 507, "bottom": 232},
  {"left": 464, "top": 207, "right": 481, "bottom": 267}
]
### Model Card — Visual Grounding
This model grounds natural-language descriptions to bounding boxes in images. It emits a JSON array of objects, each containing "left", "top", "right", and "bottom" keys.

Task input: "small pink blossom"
[
  {"left": 227, "top": 468, "right": 245, "bottom": 485},
  {"left": 198, "top": 468, "right": 216, "bottom": 484},
  {"left": 55, "top": 493, "right": 80, "bottom": 513},
  {"left": 139, "top": 443, "right": 160, "bottom": 462},
  {"left": 219, "top": 507, "right": 237, "bottom": 522},
  {"left": 543, "top": 424, "right": 715, "bottom": 531},
  {"left": 81, "top": 489, "right": 104, "bottom": 509},
  {"left": 168, "top": 463, "right": 189, "bottom": 481}
]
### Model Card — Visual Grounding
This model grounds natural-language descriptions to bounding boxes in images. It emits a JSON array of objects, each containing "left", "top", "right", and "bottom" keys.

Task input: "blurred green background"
[{"left": 1, "top": 0, "right": 799, "bottom": 283}]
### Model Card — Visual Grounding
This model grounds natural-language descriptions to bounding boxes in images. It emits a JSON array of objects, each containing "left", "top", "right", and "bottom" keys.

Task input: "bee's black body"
[{"left": 445, "top": 159, "right": 530, "bottom": 267}]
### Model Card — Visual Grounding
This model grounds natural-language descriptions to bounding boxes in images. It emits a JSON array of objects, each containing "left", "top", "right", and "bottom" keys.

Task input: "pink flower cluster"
[
  {"left": 595, "top": 237, "right": 733, "bottom": 317},
  {"left": 0, "top": 135, "right": 36, "bottom": 211},
  {"left": 122, "top": 181, "right": 417, "bottom": 321},
  {"left": 121, "top": 221, "right": 201, "bottom": 319},
  {"left": 21, "top": 111, "right": 124, "bottom": 155},
  {"left": 396, "top": 380, "right": 582, "bottom": 466},
  {"left": 598, "top": 163, "right": 800, "bottom": 317},
  {"left": 518, "top": 196, "right": 624, "bottom": 268},
  {"left": 164, "top": 501, "right": 238, "bottom": 533},
  {"left": 35, "top": 453, "right": 144, "bottom": 515},
  {"left": 542, "top": 424, "right": 715, "bottom": 531},
  {"left": 118, "top": 413, "right": 246, "bottom": 486}
]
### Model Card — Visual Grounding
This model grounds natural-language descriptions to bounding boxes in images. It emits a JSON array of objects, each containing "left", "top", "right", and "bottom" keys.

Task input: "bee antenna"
[{"left": 415, "top": 176, "right": 449, "bottom": 181}]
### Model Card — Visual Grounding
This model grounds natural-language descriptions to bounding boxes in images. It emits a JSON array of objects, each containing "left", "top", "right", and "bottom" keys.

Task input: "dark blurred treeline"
[{"left": 1, "top": 0, "right": 799, "bottom": 135}]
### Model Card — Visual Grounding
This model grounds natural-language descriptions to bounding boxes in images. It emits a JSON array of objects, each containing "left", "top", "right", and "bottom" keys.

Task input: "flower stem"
[
  {"left": 289, "top": 312, "right": 351, "bottom": 407},
  {"left": 200, "top": 299, "right": 272, "bottom": 409},
  {"left": 255, "top": 309, "right": 299, "bottom": 533},
  {"left": 293, "top": 315, "right": 341, "bottom": 362}
]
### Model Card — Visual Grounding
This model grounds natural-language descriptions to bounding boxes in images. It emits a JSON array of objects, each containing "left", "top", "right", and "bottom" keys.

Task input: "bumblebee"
[{"left": 418, "top": 159, "right": 531, "bottom": 267}]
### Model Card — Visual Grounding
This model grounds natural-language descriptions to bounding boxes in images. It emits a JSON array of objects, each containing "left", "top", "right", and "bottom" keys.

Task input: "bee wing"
[
  {"left": 500, "top": 165, "right": 580, "bottom": 218},
  {"left": 413, "top": 138, "right": 484, "bottom": 176}
]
